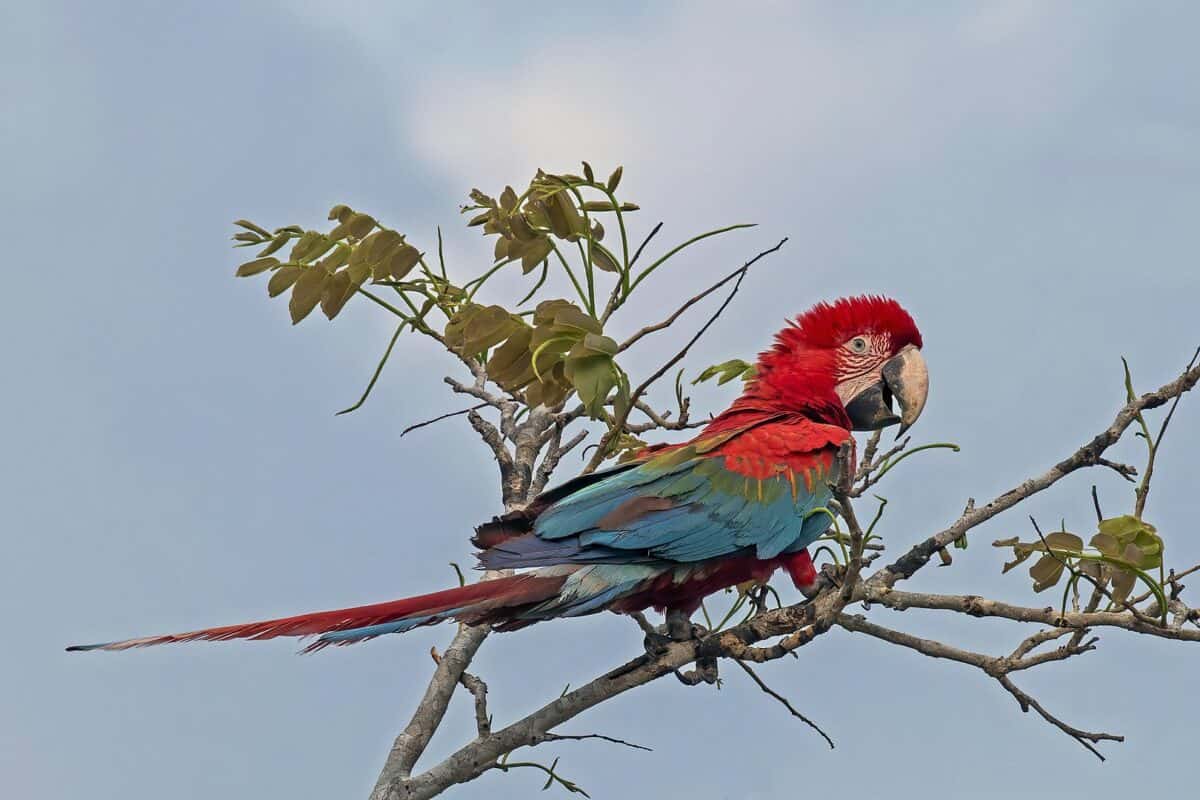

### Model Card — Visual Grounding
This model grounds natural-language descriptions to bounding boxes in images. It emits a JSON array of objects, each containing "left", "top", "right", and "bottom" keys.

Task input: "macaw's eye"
[{"left": 848, "top": 337, "right": 869, "bottom": 354}]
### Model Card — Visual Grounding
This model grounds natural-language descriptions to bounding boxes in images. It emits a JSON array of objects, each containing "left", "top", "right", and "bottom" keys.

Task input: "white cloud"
[{"left": 396, "top": 1, "right": 1091, "bottom": 208}]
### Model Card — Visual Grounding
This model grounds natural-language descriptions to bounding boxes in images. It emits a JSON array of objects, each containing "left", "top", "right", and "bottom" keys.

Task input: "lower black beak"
[
  {"left": 844, "top": 383, "right": 900, "bottom": 431},
  {"left": 845, "top": 345, "right": 929, "bottom": 434}
]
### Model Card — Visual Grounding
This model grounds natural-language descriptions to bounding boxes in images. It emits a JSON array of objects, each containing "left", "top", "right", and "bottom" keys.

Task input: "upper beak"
[
  {"left": 883, "top": 344, "right": 929, "bottom": 437},
  {"left": 843, "top": 344, "right": 929, "bottom": 435}
]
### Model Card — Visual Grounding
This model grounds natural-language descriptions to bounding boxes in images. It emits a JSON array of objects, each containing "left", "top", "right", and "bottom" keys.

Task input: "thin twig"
[
  {"left": 996, "top": 675, "right": 1123, "bottom": 761},
  {"left": 539, "top": 732, "right": 652, "bottom": 752},
  {"left": 601, "top": 221, "right": 664, "bottom": 323},
  {"left": 400, "top": 403, "right": 488, "bottom": 437},
  {"left": 336, "top": 322, "right": 406, "bottom": 415},
  {"left": 733, "top": 660, "right": 835, "bottom": 749},
  {"left": 618, "top": 261, "right": 760, "bottom": 353},
  {"left": 584, "top": 238, "right": 787, "bottom": 472}
]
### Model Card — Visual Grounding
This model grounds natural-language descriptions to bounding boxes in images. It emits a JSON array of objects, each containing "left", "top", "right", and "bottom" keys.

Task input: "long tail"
[{"left": 66, "top": 573, "right": 566, "bottom": 654}]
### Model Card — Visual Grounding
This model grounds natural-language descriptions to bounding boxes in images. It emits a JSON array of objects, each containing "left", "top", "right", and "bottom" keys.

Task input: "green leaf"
[
  {"left": 234, "top": 219, "right": 271, "bottom": 237},
  {"left": 1110, "top": 568, "right": 1136, "bottom": 604},
  {"left": 693, "top": 359, "right": 756, "bottom": 386},
  {"left": 257, "top": 233, "right": 292, "bottom": 258},
  {"left": 289, "top": 267, "right": 329, "bottom": 324},
  {"left": 590, "top": 245, "right": 621, "bottom": 273},
  {"left": 235, "top": 257, "right": 280, "bottom": 277},
  {"left": 992, "top": 537, "right": 1038, "bottom": 574},
  {"left": 520, "top": 237, "right": 553, "bottom": 274},
  {"left": 523, "top": 363, "right": 571, "bottom": 408},
  {"left": 383, "top": 243, "right": 422, "bottom": 281},
  {"left": 509, "top": 213, "right": 539, "bottom": 241},
  {"left": 580, "top": 201, "right": 619, "bottom": 212},
  {"left": 320, "top": 270, "right": 355, "bottom": 319},
  {"left": 543, "top": 192, "right": 587, "bottom": 240},
  {"left": 1044, "top": 531, "right": 1083, "bottom": 552},
  {"left": 564, "top": 354, "right": 616, "bottom": 418},
  {"left": 486, "top": 327, "right": 536, "bottom": 390},
  {"left": 267, "top": 265, "right": 302, "bottom": 297},
  {"left": 533, "top": 299, "right": 601, "bottom": 334},
  {"left": 445, "top": 304, "right": 523, "bottom": 355},
  {"left": 468, "top": 189, "right": 496, "bottom": 208},
  {"left": 1090, "top": 532, "right": 1120, "bottom": 557},
  {"left": 1029, "top": 554, "right": 1065, "bottom": 592},
  {"left": 329, "top": 212, "right": 376, "bottom": 241},
  {"left": 577, "top": 333, "right": 618, "bottom": 356},
  {"left": 499, "top": 186, "right": 518, "bottom": 212},
  {"left": 606, "top": 166, "right": 623, "bottom": 193},
  {"left": 290, "top": 231, "right": 335, "bottom": 263}
]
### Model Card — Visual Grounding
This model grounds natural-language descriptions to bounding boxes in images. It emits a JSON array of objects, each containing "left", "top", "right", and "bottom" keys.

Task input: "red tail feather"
[{"left": 67, "top": 574, "right": 565, "bottom": 652}]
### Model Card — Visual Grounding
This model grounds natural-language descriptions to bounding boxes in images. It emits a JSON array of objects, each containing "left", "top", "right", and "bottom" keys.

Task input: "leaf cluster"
[
  {"left": 993, "top": 515, "right": 1164, "bottom": 605},
  {"left": 232, "top": 208, "right": 433, "bottom": 325},
  {"left": 230, "top": 161, "right": 758, "bottom": 455},
  {"left": 447, "top": 298, "right": 628, "bottom": 418}
]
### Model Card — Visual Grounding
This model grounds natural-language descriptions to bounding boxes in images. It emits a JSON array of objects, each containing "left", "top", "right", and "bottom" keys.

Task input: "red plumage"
[
  {"left": 67, "top": 574, "right": 565, "bottom": 652},
  {"left": 68, "top": 295, "right": 923, "bottom": 654},
  {"left": 781, "top": 295, "right": 922, "bottom": 352}
]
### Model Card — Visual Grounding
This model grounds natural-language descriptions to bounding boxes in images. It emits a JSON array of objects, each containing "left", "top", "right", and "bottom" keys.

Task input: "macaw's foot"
[
  {"left": 660, "top": 608, "right": 719, "bottom": 685},
  {"left": 638, "top": 609, "right": 706, "bottom": 657},
  {"left": 675, "top": 657, "right": 720, "bottom": 686},
  {"left": 641, "top": 629, "right": 672, "bottom": 657},
  {"left": 627, "top": 612, "right": 673, "bottom": 657}
]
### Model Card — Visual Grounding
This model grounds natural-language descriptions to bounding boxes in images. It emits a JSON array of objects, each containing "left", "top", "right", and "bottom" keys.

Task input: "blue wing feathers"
[{"left": 491, "top": 420, "right": 846, "bottom": 569}]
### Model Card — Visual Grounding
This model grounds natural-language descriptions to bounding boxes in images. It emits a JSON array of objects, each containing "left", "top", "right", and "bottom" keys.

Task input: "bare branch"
[
  {"left": 995, "top": 675, "right": 1123, "bottom": 761},
  {"left": 1134, "top": 345, "right": 1200, "bottom": 516},
  {"left": 872, "top": 357, "right": 1200, "bottom": 587},
  {"left": 369, "top": 624, "right": 490, "bottom": 795},
  {"left": 852, "top": 430, "right": 883, "bottom": 485},
  {"left": 530, "top": 427, "right": 588, "bottom": 497},
  {"left": 837, "top": 613, "right": 1115, "bottom": 760},
  {"left": 584, "top": 238, "right": 788, "bottom": 473},
  {"left": 860, "top": 587, "right": 1200, "bottom": 643}
]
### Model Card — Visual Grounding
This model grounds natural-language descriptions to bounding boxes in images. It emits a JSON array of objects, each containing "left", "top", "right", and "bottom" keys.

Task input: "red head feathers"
[
  {"left": 733, "top": 296, "right": 924, "bottom": 427},
  {"left": 778, "top": 295, "right": 922, "bottom": 353}
]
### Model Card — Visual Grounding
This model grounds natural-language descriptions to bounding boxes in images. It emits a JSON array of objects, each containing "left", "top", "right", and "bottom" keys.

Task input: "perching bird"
[{"left": 68, "top": 295, "right": 927, "bottom": 653}]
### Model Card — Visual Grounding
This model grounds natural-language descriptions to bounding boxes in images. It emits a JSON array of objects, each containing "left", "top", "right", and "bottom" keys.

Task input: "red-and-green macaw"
[{"left": 68, "top": 295, "right": 927, "bottom": 653}]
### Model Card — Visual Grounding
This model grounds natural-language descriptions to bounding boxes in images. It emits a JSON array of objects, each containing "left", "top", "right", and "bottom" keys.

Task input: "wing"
[{"left": 479, "top": 416, "right": 851, "bottom": 567}]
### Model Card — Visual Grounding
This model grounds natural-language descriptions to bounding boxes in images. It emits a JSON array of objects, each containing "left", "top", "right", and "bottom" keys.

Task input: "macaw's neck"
[{"left": 703, "top": 385, "right": 851, "bottom": 435}]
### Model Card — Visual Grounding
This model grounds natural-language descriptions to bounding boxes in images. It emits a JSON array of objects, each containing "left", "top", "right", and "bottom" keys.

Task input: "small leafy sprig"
[
  {"left": 993, "top": 516, "right": 1167, "bottom": 619},
  {"left": 230, "top": 162, "right": 756, "bottom": 440},
  {"left": 992, "top": 353, "right": 1199, "bottom": 622}
]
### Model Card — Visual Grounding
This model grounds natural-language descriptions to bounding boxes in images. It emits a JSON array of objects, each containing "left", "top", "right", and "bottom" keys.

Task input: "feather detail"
[{"left": 66, "top": 574, "right": 566, "bottom": 653}]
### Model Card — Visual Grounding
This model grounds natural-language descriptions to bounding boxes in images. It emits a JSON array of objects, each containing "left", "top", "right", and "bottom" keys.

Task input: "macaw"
[{"left": 68, "top": 295, "right": 927, "bottom": 653}]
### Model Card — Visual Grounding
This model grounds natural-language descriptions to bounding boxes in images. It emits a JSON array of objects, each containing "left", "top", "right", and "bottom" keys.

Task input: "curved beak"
[
  {"left": 884, "top": 345, "right": 929, "bottom": 437},
  {"left": 844, "top": 345, "right": 929, "bottom": 435}
]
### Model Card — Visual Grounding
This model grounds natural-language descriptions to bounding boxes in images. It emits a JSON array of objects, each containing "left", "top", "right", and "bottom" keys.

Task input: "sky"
[{"left": 4, "top": 2, "right": 1199, "bottom": 798}]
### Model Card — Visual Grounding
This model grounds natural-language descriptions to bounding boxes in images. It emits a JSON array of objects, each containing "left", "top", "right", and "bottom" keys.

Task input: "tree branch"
[
  {"left": 837, "top": 613, "right": 1116, "bottom": 760},
  {"left": 872, "top": 358, "right": 1200, "bottom": 587}
]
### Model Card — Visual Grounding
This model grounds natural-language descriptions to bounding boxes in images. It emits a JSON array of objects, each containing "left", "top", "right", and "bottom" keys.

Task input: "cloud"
[{"left": 396, "top": 1, "right": 1095, "bottom": 208}]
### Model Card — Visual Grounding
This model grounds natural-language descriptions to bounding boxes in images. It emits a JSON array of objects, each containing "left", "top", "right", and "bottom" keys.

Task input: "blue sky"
[{"left": 4, "top": 2, "right": 1199, "bottom": 798}]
